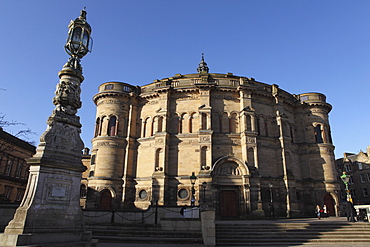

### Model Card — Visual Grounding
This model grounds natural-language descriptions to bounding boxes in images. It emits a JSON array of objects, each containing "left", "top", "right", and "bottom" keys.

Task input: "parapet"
[{"left": 299, "top": 93, "right": 327, "bottom": 103}]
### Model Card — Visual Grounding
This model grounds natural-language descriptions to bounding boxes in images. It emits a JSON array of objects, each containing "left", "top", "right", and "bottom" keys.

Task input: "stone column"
[
  {"left": 201, "top": 209, "right": 216, "bottom": 247},
  {"left": 0, "top": 67, "right": 95, "bottom": 246}
]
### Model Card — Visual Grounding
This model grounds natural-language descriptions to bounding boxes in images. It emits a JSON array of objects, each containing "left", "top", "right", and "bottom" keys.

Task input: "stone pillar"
[
  {"left": 201, "top": 209, "right": 215, "bottom": 247},
  {"left": 0, "top": 67, "right": 96, "bottom": 246}
]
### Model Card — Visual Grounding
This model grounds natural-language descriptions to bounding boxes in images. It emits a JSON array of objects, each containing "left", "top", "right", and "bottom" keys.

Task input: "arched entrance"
[
  {"left": 212, "top": 156, "right": 250, "bottom": 218},
  {"left": 323, "top": 193, "right": 336, "bottom": 216},
  {"left": 100, "top": 189, "right": 112, "bottom": 210}
]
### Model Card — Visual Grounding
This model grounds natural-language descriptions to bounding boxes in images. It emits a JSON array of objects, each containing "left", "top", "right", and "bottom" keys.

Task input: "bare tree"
[{"left": 0, "top": 113, "right": 37, "bottom": 154}]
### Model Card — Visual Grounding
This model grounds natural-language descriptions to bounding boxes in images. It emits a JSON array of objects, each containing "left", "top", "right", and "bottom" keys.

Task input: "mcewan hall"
[{"left": 81, "top": 56, "right": 339, "bottom": 219}]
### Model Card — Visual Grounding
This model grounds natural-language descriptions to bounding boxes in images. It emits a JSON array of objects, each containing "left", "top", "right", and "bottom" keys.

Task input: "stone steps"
[
  {"left": 87, "top": 224, "right": 202, "bottom": 244},
  {"left": 216, "top": 221, "right": 370, "bottom": 246}
]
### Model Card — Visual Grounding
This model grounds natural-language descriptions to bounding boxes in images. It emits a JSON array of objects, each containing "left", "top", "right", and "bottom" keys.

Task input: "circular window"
[
  {"left": 178, "top": 189, "right": 189, "bottom": 199},
  {"left": 139, "top": 190, "right": 147, "bottom": 200}
]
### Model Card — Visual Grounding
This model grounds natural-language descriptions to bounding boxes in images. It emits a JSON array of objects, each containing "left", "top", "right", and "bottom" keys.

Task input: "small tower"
[{"left": 88, "top": 82, "right": 140, "bottom": 209}]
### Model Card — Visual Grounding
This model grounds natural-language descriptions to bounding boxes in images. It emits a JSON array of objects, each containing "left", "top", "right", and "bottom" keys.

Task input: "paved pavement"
[{"left": 98, "top": 217, "right": 370, "bottom": 247}]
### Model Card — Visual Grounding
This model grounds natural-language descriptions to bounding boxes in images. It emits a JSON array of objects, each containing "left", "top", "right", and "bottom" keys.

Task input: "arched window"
[
  {"left": 230, "top": 113, "right": 238, "bottom": 133},
  {"left": 152, "top": 117, "right": 158, "bottom": 134},
  {"left": 179, "top": 114, "right": 184, "bottom": 134},
  {"left": 181, "top": 113, "right": 188, "bottom": 133},
  {"left": 201, "top": 146, "right": 208, "bottom": 169},
  {"left": 201, "top": 113, "right": 207, "bottom": 130},
  {"left": 143, "top": 117, "right": 151, "bottom": 137},
  {"left": 94, "top": 117, "right": 100, "bottom": 137},
  {"left": 246, "top": 115, "right": 252, "bottom": 132},
  {"left": 259, "top": 116, "right": 266, "bottom": 136},
  {"left": 157, "top": 116, "right": 163, "bottom": 132},
  {"left": 142, "top": 118, "right": 147, "bottom": 137},
  {"left": 80, "top": 184, "right": 87, "bottom": 198},
  {"left": 190, "top": 112, "right": 199, "bottom": 133},
  {"left": 314, "top": 124, "right": 323, "bottom": 143},
  {"left": 247, "top": 148, "right": 255, "bottom": 167},
  {"left": 101, "top": 116, "right": 107, "bottom": 136},
  {"left": 155, "top": 148, "right": 163, "bottom": 171},
  {"left": 171, "top": 114, "right": 180, "bottom": 134},
  {"left": 221, "top": 113, "right": 229, "bottom": 133},
  {"left": 107, "top": 116, "right": 117, "bottom": 136},
  {"left": 212, "top": 112, "right": 221, "bottom": 133}
]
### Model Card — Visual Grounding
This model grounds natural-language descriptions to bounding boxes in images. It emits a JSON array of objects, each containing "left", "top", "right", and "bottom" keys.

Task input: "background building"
[
  {"left": 83, "top": 59, "right": 340, "bottom": 218},
  {"left": 336, "top": 148, "right": 370, "bottom": 205},
  {"left": 0, "top": 128, "right": 35, "bottom": 203}
]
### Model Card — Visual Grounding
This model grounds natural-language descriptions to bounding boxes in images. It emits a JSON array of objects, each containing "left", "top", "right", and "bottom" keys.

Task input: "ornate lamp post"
[
  {"left": 268, "top": 182, "right": 276, "bottom": 220},
  {"left": 190, "top": 172, "right": 197, "bottom": 206},
  {"left": 341, "top": 172, "right": 352, "bottom": 203},
  {"left": 0, "top": 9, "right": 93, "bottom": 246},
  {"left": 268, "top": 182, "right": 273, "bottom": 204},
  {"left": 202, "top": 182, "right": 207, "bottom": 204}
]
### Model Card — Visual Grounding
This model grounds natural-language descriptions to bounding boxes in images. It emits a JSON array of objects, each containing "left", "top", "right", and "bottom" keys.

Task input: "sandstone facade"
[{"left": 85, "top": 63, "right": 339, "bottom": 218}]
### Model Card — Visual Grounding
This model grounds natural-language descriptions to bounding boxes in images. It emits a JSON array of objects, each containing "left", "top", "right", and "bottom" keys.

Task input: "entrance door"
[
  {"left": 100, "top": 189, "right": 112, "bottom": 210},
  {"left": 220, "top": 190, "right": 238, "bottom": 217},
  {"left": 323, "top": 193, "right": 335, "bottom": 216}
]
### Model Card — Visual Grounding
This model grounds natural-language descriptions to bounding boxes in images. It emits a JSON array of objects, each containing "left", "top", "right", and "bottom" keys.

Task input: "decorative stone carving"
[
  {"left": 53, "top": 80, "right": 81, "bottom": 115},
  {"left": 217, "top": 164, "right": 241, "bottom": 176},
  {"left": 41, "top": 122, "right": 84, "bottom": 151},
  {"left": 247, "top": 137, "right": 256, "bottom": 144},
  {"left": 200, "top": 136, "right": 211, "bottom": 143}
]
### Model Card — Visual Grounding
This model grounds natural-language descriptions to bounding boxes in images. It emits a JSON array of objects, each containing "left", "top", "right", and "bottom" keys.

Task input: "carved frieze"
[
  {"left": 95, "top": 141, "right": 126, "bottom": 148},
  {"left": 247, "top": 137, "right": 256, "bottom": 144},
  {"left": 211, "top": 95, "right": 237, "bottom": 100},
  {"left": 199, "top": 136, "right": 211, "bottom": 143},
  {"left": 41, "top": 122, "right": 84, "bottom": 151},
  {"left": 215, "top": 164, "right": 241, "bottom": 176}
]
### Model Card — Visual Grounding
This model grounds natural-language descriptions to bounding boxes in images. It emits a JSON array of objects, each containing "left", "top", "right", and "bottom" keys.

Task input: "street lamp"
[
  {"left": 268, "top": 182, "right": 273, "bottom": 203},
  {"left": 268, "top": 182, "right": 275, "bottom": 220},
  {"left": 190, "top": 172, "right": 197, "bottom": 206},
  {"left": 341, "top": 172, "right": 352, "bottom": 203},
  {"left": 202, "top": 182, "right": 207, "bottom": 204},
  {"left": 64, "top": 7, "right": 92, "bottom": 71}
]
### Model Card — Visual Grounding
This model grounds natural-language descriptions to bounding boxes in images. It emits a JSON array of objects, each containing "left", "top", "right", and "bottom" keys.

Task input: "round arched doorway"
[
  {"left": 323, "top": 193, "right": 336, "bottom": 216},
  {"left": 212, "top": 156, "right": 251, "bottom": 218},
  {"left": 99, "top": 189, "right": 112, "bottom": 210}
]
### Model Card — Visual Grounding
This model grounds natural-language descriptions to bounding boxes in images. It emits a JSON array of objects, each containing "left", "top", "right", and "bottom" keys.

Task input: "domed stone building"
[{"left": 84, "top": 57, "right": 339, "bottom": 218}]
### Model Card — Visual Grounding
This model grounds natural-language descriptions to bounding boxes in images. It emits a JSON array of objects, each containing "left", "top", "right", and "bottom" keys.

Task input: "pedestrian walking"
[
  {"left": 323, "top": 204, "right": 328, "bottom": 218},
  {"left": 315, "top": 205, "right": 321, "bottom": 219}
]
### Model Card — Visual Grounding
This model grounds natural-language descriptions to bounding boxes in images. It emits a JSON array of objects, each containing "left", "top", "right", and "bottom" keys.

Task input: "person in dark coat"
[
  {"left": 345, "top": 200, "right": 356, "bottom": 222},
  {"left": 270, "top": 203, "right": 276, "bottom": 220}
]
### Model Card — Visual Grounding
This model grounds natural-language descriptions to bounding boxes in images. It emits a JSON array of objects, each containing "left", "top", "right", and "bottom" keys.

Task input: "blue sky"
[{"left": 0, "top": 0, "right": 369, "bottom": 158}]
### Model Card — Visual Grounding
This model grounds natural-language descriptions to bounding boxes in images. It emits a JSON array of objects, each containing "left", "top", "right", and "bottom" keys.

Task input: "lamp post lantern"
[
  {"left": 64, "top": 7, "right": 92, "bottom": 71},
  {"left": 190, "top": 172, "right": 197, "bottom": 206}
]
